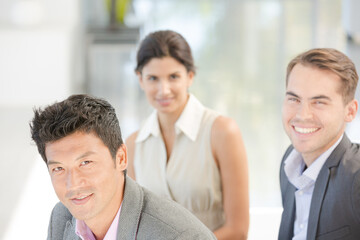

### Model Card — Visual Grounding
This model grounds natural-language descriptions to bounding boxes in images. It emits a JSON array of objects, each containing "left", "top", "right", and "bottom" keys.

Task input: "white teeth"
[
  {"left": 294, "top": 127, "right": 318, "bottom": 134},
  {"left": 75, "top": 195, "right": 89, "bottom": 200}
]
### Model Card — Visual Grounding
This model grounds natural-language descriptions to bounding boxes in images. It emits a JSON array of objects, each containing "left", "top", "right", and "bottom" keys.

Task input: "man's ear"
[
  {"left": 136, "top": 71, "right": 144, "bottom": 90},
  {"left": 345, "top": 99, "right": 358, "bottom": 122},
  {"left": 115, "top": 144, "right": 128, "bottom": 171}
]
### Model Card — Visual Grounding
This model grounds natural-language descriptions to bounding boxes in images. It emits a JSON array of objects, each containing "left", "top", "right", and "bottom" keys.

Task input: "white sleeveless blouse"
[{"left": 134, "top": 94, "right": 225, "bottom": 231}]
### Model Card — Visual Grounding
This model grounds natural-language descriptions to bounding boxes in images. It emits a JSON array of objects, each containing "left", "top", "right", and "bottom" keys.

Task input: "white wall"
[
  {"left": 0, "top": 1, "right": 80, "bottom": 239},
  {"left": 0, "top": 0, "right": 81, "bottom": 106}
]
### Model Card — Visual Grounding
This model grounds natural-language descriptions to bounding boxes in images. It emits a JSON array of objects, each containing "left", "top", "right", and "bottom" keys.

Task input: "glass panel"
[
  {"left": 125, "top": 0, "right": 344, "bottom": 208},
  {"left": 83, "top": 0, "right": 345, "bottom": 208}
]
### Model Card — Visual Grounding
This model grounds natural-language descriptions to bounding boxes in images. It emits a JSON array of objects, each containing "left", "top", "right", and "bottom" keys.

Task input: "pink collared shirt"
[{"left": 75, "top": 204, "right": 122, "bottom": 240}]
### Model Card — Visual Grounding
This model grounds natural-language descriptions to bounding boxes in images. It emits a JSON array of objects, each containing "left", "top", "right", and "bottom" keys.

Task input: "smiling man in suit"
[
  {"left": 279, "top": 48, "right": 360, "bottom": 240},
  {"left": 30, "top": 94, "right": 216, "bottom": 240}
]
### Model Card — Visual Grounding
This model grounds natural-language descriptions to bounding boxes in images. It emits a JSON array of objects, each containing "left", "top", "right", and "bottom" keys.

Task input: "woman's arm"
[
  {"left": 125, "top": 131, "right": 138, "bottom": 180},
  {"left": 211, "top": 116, "right": 249, "bottom": 240}
]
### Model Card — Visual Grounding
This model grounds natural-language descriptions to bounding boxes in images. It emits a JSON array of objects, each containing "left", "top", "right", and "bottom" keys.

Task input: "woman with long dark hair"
[{"left": 126, "top": 30, "right": 249, "bottom": 239}]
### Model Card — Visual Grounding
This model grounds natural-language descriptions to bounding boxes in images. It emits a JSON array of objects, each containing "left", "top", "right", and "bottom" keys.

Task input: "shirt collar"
[
  {"left": 175, "top": 94, "right": 205, "bottom": 141},
  {"left": 136, "top": 94, "right": 205, "bottom": 142},
  {"left": 284, "top": 134, "right": 343, "bottom": 189},
  {"left": 75, "top": 220, "right": 96, "bottom": 240},
  {"left": 75, "top": 204, "right": 122, "bottom": 240},
  {"left": 135, "top": 109, "right": 160, "bottom": 142}
]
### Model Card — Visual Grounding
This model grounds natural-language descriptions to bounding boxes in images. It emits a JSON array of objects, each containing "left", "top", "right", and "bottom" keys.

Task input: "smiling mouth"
[
  {"left": 70, "top": 193, "right": 93, "bottom": 205},
  {"left": 294, "top": 126, "right": 319, "bottom": 134},
  {"left": 73, "top": 194, "right": 91, "bottom": 200},
  {"left": 157, "top": 98, "right": 173, "bottom": 106}
]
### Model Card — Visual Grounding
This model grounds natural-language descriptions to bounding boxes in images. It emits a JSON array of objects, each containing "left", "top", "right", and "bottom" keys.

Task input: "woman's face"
[{"left": 138, "top": 56, "right": 194, "bottom": 115}]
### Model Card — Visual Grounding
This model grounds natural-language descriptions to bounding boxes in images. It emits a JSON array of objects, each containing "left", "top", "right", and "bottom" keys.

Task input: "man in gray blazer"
[
  {"left": 30, "top": 94, "right": 216, "bottom": 240},
  {"left": 279, "top": 48, "right": 360, "bottom": 240}
]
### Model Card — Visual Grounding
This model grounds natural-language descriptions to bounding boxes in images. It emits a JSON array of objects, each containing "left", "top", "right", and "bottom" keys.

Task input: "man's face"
[
  {"left": 45, "top": 131, "right": 127, "bottom": 226},
  {"left": 282, "top": 63, "right": 357, "bottom": 165}
]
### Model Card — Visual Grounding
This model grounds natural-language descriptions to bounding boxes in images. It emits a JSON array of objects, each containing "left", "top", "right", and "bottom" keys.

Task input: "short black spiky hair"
[{"left": 30, "top": 94, "right": 123, "bottom": 164}]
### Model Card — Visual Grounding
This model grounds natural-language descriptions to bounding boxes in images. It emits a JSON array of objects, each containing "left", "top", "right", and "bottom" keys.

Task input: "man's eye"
[
  {"left": 288, "top": 97, "right": 299, "bottom": 103},
  {"left": 81, "top": 161, "right": 91, "bottom": 166},
  {"left": 52, "top": 167, "right": 63, "bottom": 173}
]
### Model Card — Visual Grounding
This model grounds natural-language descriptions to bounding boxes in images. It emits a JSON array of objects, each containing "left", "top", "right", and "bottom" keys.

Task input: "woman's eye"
[
  {"left": 170, "top": 74, "right": 179, "bottom": 79},
  {"left": 148, "top": 76, "right": 157, "bottom": 81}
]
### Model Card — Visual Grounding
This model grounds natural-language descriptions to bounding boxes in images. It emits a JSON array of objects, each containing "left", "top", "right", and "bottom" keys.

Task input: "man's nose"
[
  {"left": 296, "top": 102, "right": 313, "bottom": 120},
  {"left": 66, "top": 169, "right": 85, "bottom": 190}
]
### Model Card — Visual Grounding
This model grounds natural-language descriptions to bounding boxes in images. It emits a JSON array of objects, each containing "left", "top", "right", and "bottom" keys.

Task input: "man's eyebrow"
[
  {"left": 285, "top": 91, "right": 299, "bottom": 98},
  {"left": 311, "top": 95, "right": 331, "bottom": 101},
  {"left": 285, "top": 92, "right": 331, "bottom": 101},
  {"left": 46, "top": 151, "right": 96, "bottom": 166},
  {"left": 47, "top": 160, "right": 61, "bottom": 166}
]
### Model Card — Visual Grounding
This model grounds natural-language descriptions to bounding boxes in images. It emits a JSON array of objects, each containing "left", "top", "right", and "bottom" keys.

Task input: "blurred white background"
[{"left": 1, "top": 0, "right": 360, "bottom": 239}]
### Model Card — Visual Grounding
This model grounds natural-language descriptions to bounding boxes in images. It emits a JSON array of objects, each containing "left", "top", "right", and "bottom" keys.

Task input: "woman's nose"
[{"left": 159, "top": 80, "right": 171, "bottom": 95}]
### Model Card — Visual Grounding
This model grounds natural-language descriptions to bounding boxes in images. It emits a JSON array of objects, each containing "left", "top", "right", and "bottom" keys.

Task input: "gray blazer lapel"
[
  {"left": 116, "top": 177, "right": 144, "bottom": 240},
  {"left": 306, "top": 135, "right": 349, "bottom": 240},
  {"left": 279, "top": 146, "right": 296, "bottom": 240},
  {"left": 306, "top": 167, "right": 330, "bottom": 240},
  {"left": 279, "top": 183, "right": 296, "bottom": 240},
  {"left": 63, "top": 218, "right": 80, "bottom": 240}
]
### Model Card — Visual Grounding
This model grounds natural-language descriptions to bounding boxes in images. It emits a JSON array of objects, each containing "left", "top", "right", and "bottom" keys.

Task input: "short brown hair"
[
  {"left": 135, "top": 30, "right": 196, "bottom": 74},
  {"left": 286, "top": 48, "right": 358, "bottom": 103}
]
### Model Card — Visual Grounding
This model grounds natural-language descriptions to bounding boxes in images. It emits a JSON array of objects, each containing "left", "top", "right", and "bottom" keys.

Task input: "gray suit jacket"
[
  {"left": 278, "top": 134, "right": 360, "bottom": 240},
  {"left": 47, "top": 176, "right": 216, "bottom": 240}
]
